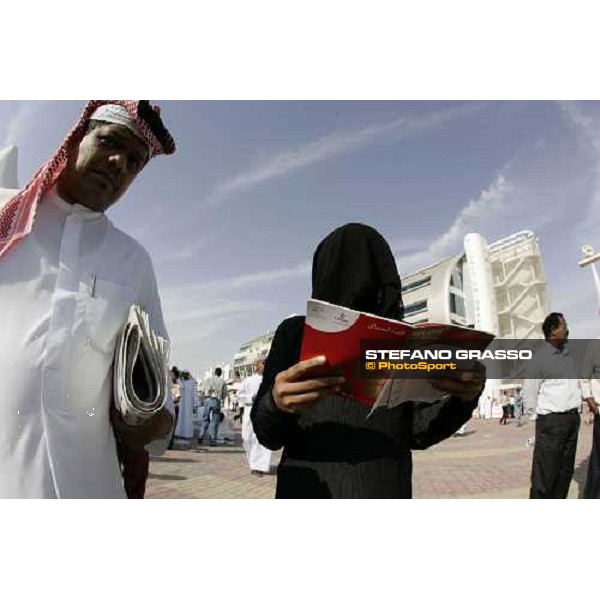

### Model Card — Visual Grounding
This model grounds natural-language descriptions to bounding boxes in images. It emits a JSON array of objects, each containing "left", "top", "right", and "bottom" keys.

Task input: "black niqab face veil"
[{"left": 311, "top": 223, "right": 404, "bottom": 320}]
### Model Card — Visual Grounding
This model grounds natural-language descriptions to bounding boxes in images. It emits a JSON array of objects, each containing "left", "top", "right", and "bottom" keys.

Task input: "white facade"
[
  {"left": 402, "top": 230, "right": 550, "bottom": 337},
  {"left": 232, "top": 314, "right": 299, "bottom": 379},
  {"left": 233, "top": 331, "right": 275, "bottom": 379},
  {"left": 402, "top": 230, "right": 551, "bottom": 416}
]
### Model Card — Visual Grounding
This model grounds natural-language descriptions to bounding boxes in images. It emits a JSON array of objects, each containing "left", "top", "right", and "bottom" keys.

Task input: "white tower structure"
[
  {"left": 464, "top": 233, "right": 499, "bottom": 335},
  {"left": 401, "top": 229, "right": 550, "bottom": 417},
  {"left": 0, "top": 145, "right": 18, "bottom": 189},
  {"left": 464, "top": 233, "right": 501, "bottom": 414},
  {"left": 487, "top": 231, "right": 549, "bottom": 341}
]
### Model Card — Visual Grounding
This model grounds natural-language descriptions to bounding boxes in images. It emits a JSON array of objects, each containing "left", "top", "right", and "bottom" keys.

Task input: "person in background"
[
  {"left": 499, "top": 392, "right": 510, "bottom": 425},
  {"left": 175, "top": 371, "right": 196, "bottom": 447},
  {"left": 239, "top": 360, "right": 272, "bottom": 476},
  {"left": 168, "top": 367, "right": 181, "bottom": 450},
  {"left": 514, "top": 387, "right": 524, "bottom": 427},
  {"left": 201, "top": 368, "right": 229, "bottom": 446},
  {"left": 523, "top": 312, "right": 582, "bottom": 499},
  {"left": 580, "top": 338, "right": 600, "bottom": 498}
]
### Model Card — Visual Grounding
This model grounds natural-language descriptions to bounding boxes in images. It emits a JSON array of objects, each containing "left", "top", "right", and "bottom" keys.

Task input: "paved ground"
[{"left": 146, "top": 415, "right": 595, "bottom": 499}]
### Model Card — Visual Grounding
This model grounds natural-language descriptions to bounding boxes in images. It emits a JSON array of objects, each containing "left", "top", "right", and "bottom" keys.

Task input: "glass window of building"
[
  {"left": 404, "top": 300, "right": 428, "bottom": 315},
  {"left": 450, "top": 292, "right": 466, "bottom": 317},
  {"left": 401, "top": 276, "right": 431, "bottom": 294},
  {"left": 450, "top": 267, "right": 463, "bottom": 290}
]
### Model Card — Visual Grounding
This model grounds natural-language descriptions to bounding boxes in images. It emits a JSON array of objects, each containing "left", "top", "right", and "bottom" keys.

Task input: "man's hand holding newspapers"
[{"left": 110, "top": 404, "right": 173, "bottom": 449}]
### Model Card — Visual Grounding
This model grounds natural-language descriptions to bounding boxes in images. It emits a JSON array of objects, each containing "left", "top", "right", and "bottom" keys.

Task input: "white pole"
[
  {"left": 591, "top": 263, "right": 600, "bottom": 309},
  {"left": 578, "top": 246, "right": 600, "bottom": 312}
]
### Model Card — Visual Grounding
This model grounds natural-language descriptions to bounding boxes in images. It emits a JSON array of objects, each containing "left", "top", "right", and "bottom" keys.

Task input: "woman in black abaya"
[{"left": 251, "top": 223, "right": 484, "bottom": 498}]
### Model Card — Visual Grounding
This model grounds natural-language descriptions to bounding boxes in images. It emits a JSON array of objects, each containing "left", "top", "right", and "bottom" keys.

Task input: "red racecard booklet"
[{"left": 299, "top": 299, "right": 494, "bottom": 408}]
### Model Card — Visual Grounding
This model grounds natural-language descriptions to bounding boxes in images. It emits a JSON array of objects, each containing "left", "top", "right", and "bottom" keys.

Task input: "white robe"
[
  {"left": 175, "top": 379, "right": 196, "bottom": 439},
  {"left": 0, "top": 189, "right": 173, "bottom": 498},
  {"left": 238, "top": 373, "right": 271, "bottom": 473}
]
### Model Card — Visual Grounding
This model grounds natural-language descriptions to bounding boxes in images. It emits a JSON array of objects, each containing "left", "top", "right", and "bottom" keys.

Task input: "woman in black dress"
[{"left": 251, "top": 223, "right": 485, "bottom": 498}]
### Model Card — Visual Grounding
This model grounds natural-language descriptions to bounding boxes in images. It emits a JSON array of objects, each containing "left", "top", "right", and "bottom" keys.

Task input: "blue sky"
[{"left": 2, "top": 100, "right": 600, "bottom": 376}]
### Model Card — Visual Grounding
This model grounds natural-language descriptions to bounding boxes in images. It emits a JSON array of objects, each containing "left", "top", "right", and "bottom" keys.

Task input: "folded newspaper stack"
[{"left": 113, "top": 304, "right": 170, "bottom": 426}]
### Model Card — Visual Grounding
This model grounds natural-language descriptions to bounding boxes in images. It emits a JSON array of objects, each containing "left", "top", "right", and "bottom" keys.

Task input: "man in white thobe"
[
  {"left": 239, "top": 360, "right": 272, "bottom": 475},
  {"left": 175, "top": 372, "right": 196, "bottom": 443},
  {"left": 0, "top": 101, "right": 176, "bottom": 498}
]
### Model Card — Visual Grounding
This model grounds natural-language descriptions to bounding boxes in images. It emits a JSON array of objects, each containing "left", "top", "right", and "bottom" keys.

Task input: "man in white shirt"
[
  {"left": 0, "top": 101, "right": 176, "bottom": 498},
  {"left": 201, "top": 368, "right": 229, "bottom": 446},
  {"left": 523, "top": 312, "right": 582, "bottom": 499},
  {"left": 239, "top": 360, "right": 272, "bottom": 475},
  {"left": 580, "top": 339, "right": 600, "bottom": 498}
]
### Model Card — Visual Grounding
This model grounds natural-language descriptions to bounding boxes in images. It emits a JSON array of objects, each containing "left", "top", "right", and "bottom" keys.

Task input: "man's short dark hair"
[
  {"left": 215, "top": 367, "right": 222, "bottom": 377},
  {"left": 542, "top": 312, "right": 564, "bottom": 339}
]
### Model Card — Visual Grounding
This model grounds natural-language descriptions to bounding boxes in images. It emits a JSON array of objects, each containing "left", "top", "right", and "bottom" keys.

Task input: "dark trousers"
[
  {"left": 168, "top": 405, "right": 180, "bottom": 449},
  {"left": 530, "top": 411, "right": 580, "bottom": 499},
  {"left": 584, "top": 416, "right": 600, "bottom": 499},
  {"left": 234, "top": 406, "right": 245, "bottom": 422},
  {"left": 116, "top": 441, "right": 150, "bottom": 499}
]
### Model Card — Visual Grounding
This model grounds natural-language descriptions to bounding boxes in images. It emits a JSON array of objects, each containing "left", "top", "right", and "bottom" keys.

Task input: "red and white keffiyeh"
[{"left": 0, "top": 100, "right": 175, "bottom": 259}]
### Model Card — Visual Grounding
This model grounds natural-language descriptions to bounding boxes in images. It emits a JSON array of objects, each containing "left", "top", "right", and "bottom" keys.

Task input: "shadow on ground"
[
  {"left": 573, "top": 456, "right": 590, "bottom": 499},
  {"left": 151, "top": 457, "right": 197, "bottom": 464},
  {"left": 148, "top": 473, "right": 188, "bottom": 482}
]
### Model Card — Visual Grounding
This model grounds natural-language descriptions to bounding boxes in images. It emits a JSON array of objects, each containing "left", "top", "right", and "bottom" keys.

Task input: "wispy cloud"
[
  {"left": 164, "top": 299, "right": 276, "bottom": 371},
  {"left": 202, "top": 102, "right": 484, "bottom": 208},
  {"left": 155, "top": 237, "right": 210, "bottom": 264},
  {"left": 3, "top": 101, "right": 43, "bottom": 147},
  {"left": 165, "top": 299, "right": 274, "bottom": 329},
  {"left": 162, "top": 260, "right": 311, "bottom": 301},
  {"left": 161, "top": 261, "right": 311, "bottom": 369},
  {"left": 398, "top": 174, "right": 513, "bottom": 274},
  {"left": 389, "top": 235, "right": 434, "bottom": 255},
  {"left": 558, "top": 101, "right": 600, "bottom": 234}
]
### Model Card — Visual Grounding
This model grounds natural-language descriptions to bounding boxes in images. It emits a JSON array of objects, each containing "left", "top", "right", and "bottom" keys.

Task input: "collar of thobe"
[{"left": 45, "top": 189, "right": 107, "bottom": 223}]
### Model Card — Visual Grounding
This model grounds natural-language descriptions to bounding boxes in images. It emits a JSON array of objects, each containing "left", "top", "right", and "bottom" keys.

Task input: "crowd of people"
[
  {"left": 169, "top": 362, "right": 273, "bottom": 476},
  {"left": 0, "top": 100, "right": 598, "bottom": 499}
]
